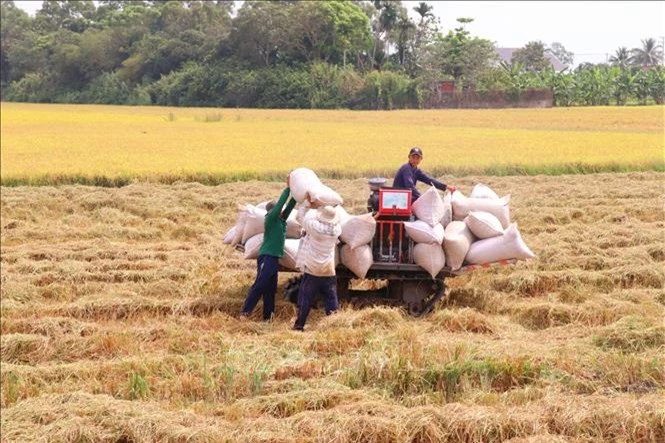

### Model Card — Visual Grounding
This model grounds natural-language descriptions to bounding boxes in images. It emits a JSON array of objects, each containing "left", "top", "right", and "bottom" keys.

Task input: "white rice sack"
[
  {"left": 279, "top": 239, "right": 300, "bottom": 270},
  {"left": 404, "top": 220, "right": 444, "bottom": 245},
  {"left": 441, "top": 192, "right": 452, "bottom": 228},
  {"left": 443, "top": 221, "right": 476, "bottom": 270},
  {"left": 309, "top": 184, "right": 343, "bottom": 207},
  {"left": 412, "top": 186, "right": 445, "bottom": 226},
  {"left": 231, "top": 205, "right": 249, "bottom": 246},
  {"left": 470, "top": 183, "right": 500, "bottom": 200},
  {"left": 243, "top": 233, "right": 263, "bottom": 259},
  {"left": 413, "top": 242, "right": 446, "bottom": 278},
  {"left": 340, "top": 213, "right": 376, "bottom": 249},
  {"left": 241, "top": 206, "right": 267, "bottom": 243},
  {"left": 286, "top": 211, "right": 302, "bottom": 239},
  {"left": 465, "top": 211, "right": 504, "bottom": 239},
  {"left": 452, "top": 192, "right": 511, "bottom": 228},
  {"left": 289, "top": 168, "right": 321, "bottom": 203},
  {"left": 340, "top": 244, "right": 373, "bottom": 279},
  {"left": 255, "top": 200, "right": 271, "bottom": 210},
  {"left": 465, "top": 223, "right": 536, "bottom": 265},
  {"left": 289, "top": 168, "right": 343, "bottom": 206},
  {"left": 336, "top": 205, "right": 351, "bottom": 227},
  {"left": 222, "top": 225, "right": 236, "bottom": 244}
]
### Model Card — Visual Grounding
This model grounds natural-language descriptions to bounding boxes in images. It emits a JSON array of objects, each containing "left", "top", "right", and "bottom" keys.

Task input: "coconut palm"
[
  {"left": 609, "top": 47, "right": 633, "bottom": 69},
  {"left": 412, "top": 2, "right": 435, "bottom": 24},
  {"left": 631, "top": 38, "right": 663, "bottom": 68}
]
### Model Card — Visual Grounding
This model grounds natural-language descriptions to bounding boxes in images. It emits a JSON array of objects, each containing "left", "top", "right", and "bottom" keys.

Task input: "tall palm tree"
[
  {"left": 631, "top": 38, "right": 664, "bottom": 68},
  {"left": 609, "top": 47, "right": 633, "bottom": 69},
  {"left": 412, "top": 2, "right": 434, "bottom": 25}
]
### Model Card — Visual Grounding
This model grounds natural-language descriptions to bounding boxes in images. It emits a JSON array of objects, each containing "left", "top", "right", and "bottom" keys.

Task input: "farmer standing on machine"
[{"left": 393, "top": 147, "right": 455, "bottom": 200}]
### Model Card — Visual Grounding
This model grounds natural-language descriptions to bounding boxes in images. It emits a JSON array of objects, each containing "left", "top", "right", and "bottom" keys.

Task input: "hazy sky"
[{"left": 13, "top": 0, "right": 665, "bottom": 67}]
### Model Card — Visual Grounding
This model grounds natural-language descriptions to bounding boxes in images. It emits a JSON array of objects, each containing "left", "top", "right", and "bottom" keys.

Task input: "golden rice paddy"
[{"left": 1, "top": 103, "right": 663, "bottom": 185}]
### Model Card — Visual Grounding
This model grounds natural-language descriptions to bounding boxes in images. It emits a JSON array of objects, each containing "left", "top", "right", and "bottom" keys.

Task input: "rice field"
[
  {"left": 1, "top": 172, "right": 664, "bottom": 442},
  {"left": 1, "top": 103, "right": 663, "bottom": 186}
]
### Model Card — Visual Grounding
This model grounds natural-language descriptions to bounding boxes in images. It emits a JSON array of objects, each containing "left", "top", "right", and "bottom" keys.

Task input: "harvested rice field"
[{"left": 1, "top": 172, "right": 664, "bottom": 442}]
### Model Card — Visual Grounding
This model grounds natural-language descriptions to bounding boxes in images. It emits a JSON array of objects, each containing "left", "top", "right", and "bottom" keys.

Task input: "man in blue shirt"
[{"left": 392, "top": 147, "right": 455, "bottom": 201}]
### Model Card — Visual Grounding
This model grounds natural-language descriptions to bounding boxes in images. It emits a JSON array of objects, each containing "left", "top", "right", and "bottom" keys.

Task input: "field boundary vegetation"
[{"left": 2, "top": 161, "right": 664, "bottom": 187}]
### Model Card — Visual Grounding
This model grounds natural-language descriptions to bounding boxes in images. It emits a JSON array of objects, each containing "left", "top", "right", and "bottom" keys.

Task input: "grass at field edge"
[{"left": 2, "top": 161, "right": 663, "bottom": 187}]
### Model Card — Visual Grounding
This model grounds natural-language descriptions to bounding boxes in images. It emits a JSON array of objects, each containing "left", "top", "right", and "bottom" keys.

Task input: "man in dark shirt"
[
  {"left": 239, "top": 175, "right": 297, "bottom": 322},
  {"left": 392, "top": 147, "right": 455, "bottom": 201}
]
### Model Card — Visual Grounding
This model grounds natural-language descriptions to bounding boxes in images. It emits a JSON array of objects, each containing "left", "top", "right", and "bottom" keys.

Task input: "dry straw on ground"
[{"left": 1, "top": 172, "right": 664, "bottom": 442}]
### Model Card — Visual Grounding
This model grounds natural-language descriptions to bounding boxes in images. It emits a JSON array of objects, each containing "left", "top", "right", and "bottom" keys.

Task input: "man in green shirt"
[{"left": 240, "top": 176, "right": 297, "bottom": 321}]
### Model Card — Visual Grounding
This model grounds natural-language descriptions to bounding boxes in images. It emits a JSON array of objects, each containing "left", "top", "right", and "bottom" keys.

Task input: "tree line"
[{"left": 1, "top": 0, "right": 663, "bottom": 109}]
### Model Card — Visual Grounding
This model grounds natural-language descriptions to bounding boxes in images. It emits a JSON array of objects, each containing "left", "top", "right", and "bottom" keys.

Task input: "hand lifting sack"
[
  {"left": 241, "top": 205, "right": 268, "bottom": 243},
  {"left": 441, "top": 192, "right": 453, "bottom": 228},
  {"left": 443, "top": 221, "right": 476, "bottom": 270},
  {"left": 289, "top": 167, "right": 343, "bottom": 206},
  {"left": 465, "top": 223, "right": 535, "bottom": 265},
  {"left": 404, "top": 220, "right": 444, "bottom": 245},
  {"left": 340, "top": 213, "right": 376, "bottom": 249},
  {"left": 452, "top": 191, "right": 511, "bottom": 228},
  {"left": 470, "top": 183, "right": 500, "bottom": 200},
  {"left": 279, "top": 239, "right": 300, "bottom": 270},
  {"left": 464, "top": 211, "right": 504, "bottom": 239},
  {"left": 413, "top": 242, "right": 446, "bottom": 278},
  {"left": 340, "top": 244, "right": 373, "bottom": 279},
  {"left": 243, "top": 233, "right": 264, "bottom": 259},
  {"left": 412, "top": 185, "right": 445, "bottom": 226},
  {"left": 222, "top": 225, "right": 237, "bottom": 244}
]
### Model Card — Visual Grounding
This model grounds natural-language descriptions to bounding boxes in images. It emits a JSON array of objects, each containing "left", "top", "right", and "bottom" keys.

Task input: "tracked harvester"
[{"left": 284, "top": 178, "right": 514, "bottom": 316}]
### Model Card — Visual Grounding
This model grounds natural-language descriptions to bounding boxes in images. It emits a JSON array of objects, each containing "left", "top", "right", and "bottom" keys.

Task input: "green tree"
[
  {"left": 512, "top": 41, "right": 551, "bottom": 72},
  {"left": 609, "top": 47, "right": 633, "bottom": 70},
  {"left": 1, "top": 1, "right": 33, "bottom": 87},
  {"left": 547, "top": 42, "right": 573, "bottom": 67},
  {"left": 424, "top": 18, "right": 496, "bottom": 88},
  {"left": 631, "top": 37, "right": 664, "bottom": 68}
]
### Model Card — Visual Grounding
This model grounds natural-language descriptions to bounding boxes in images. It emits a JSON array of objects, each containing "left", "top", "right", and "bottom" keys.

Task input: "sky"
[{"left": 12, "top": 0, "right": 665, "bottom": 67}]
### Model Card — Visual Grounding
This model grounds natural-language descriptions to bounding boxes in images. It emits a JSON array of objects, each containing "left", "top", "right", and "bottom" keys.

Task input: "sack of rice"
[
  {"left": 231, "top": 204, "right": 249, "bottom": 246},
  {"left": 340, "top": 213, "right": 376, "bottom": 249},
  {"left": 412, "top": 185, "right": 445, "bottom": 226},
  {"left": 279, "top": 239, "right": 300, "bottom": 270},
  {"left": 413, "top": 242, "right": 446, "bottom": 278},
  {"left": 340, "top": 244, "right": 373, "bottom": 279},
  {"left": 241, "top": 205, "right": 267, "bottom": 243},
  {"left": 243, "top": 233, "right": 263, "bottom": 259},
  {"left": 465, "top": 211, "right": 504, "bottom": 239},
  {"left": 470, "top": 183, "right": 500, "bottom": 200},
  {"left": 309, "top": 184, "right": 344, "bottom": 207},
  {"left": 465, "top": 223, "right": 535, "bottom": 265},
  {"left": 289, "top": 167, "right": 343, "bottom": 206},
  {"left": 443, "top": 221, "right": 476, "bottom": 270},
  {"left": 404, "top": 220, "right": 444, "bottom": 244},
  {"left": 441, "top": 192, "right": 453, "bottom": 227},
  {"left": 222, "top": 225, "right": 236, "bottom": 244},
  {"left": 285, "top": 211, "right": 302, "bottom": 239},
  {"left": 452, "top": 192, "right": 511, "bottom": 228}
]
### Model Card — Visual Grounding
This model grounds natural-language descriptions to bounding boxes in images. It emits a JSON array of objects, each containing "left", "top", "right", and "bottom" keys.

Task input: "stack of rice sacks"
[
  {"left": 222, "top": 168, "right": 377, "bottom": 279},
  {"left": 409, "top": 183, "right": 535, "bottom": 273}
]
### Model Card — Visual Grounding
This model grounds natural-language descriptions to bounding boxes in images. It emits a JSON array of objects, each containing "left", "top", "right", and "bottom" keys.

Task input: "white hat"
[{"left": 316, "top": 205, "right": 339, "bottom": 225}]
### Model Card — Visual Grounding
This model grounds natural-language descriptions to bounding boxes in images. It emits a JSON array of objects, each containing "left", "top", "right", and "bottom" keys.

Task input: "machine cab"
[{"left": 367, "top": 178, "right": 414, "bottom": 264}]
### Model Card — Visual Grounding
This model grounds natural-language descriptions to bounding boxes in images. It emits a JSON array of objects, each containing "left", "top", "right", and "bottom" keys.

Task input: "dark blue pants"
[
  {"left": 294, "top": 273, "right": 339, "bottom": 330},
  {"left": 242, "top": 254, "right": 279, "bottom": 320}
]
